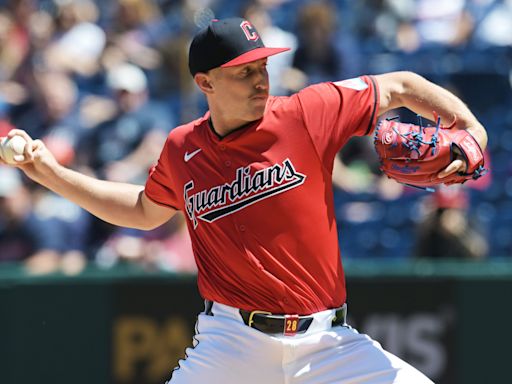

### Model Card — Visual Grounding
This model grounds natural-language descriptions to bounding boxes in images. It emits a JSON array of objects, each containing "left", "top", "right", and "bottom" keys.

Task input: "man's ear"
[{"left": 194, "top": 73, "right": 214, "bottom": 94}]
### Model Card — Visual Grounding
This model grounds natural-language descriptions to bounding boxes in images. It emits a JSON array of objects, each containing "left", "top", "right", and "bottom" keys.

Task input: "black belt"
[{"left": 205, "top": 300, "right": 347, "bottom": 335}]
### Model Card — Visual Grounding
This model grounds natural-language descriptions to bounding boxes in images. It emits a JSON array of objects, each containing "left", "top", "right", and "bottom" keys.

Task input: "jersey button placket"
[{"left": 218, "top": 143, "right": 231, "bottom": 168}]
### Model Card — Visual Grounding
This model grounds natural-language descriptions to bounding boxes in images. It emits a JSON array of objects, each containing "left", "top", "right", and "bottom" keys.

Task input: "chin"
[
  {"left": 249, "top": 109, "right": 265, "bottom": 121},
  {"left": 249, "top": 102, "right": 267, "bottom": 118}
]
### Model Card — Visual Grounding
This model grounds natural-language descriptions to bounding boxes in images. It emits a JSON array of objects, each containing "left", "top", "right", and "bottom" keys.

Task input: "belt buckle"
[
  {"left": 284, "top": 314, "right": 300, "bottom": 336},
  {"left": 248, "top": 310, "right": 272, "bottom": 327}
]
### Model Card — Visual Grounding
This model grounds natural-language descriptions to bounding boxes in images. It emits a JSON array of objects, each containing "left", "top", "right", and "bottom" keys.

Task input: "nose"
[{"left": 255, "top": 68, "right": 269, "bottom": 91}]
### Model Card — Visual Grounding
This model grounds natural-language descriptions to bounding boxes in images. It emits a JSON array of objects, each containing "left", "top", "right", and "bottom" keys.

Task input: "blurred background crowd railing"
[{"left": 0, "top": 0, "right": 511, "bottom": 276}]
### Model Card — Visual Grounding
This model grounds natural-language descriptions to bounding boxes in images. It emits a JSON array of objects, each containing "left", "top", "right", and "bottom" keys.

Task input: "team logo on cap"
[{"left": 240, "top": 20, "right": 259, "bottom": 41}]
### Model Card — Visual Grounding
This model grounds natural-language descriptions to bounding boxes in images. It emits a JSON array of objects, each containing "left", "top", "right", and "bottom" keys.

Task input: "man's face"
[{"left": 207, "top": 58, "right": 269, "bottom": 123}]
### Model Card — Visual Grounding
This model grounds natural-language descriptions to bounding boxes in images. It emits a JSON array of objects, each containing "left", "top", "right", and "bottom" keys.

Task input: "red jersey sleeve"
[
  {"left": 295, "top": 75, "right": 379, "bottom": 168},
  {"left": 144, "top": 135, "right": 180, "bottom": 210}
]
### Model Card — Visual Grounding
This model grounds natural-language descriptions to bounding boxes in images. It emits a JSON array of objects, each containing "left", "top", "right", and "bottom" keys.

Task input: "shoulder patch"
[{"left": 334, "top": 77, "right": 368, "bottom": 91}]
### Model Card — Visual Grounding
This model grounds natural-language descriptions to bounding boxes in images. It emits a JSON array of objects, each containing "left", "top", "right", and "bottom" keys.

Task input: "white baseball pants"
[{"left": 169, "top": 301, "right": 434, "bottom": 384}]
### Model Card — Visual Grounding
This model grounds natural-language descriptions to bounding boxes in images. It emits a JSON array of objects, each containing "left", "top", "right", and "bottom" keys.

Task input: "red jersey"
[{"left": 145, "top": 76, "right": 379, "bottom": 314}]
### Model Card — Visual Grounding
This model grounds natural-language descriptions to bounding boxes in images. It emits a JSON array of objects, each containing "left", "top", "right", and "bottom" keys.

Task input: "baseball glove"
[{"left": 374, "top": 114, "right": 487, "bottom": 190}]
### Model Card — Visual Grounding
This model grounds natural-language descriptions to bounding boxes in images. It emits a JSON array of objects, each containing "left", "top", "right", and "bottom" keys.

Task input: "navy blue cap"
[{"left": 188, "top": 17, "right": 290, "bottom": 76}]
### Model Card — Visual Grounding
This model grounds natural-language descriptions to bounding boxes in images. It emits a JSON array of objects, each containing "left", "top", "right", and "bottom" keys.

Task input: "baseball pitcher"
[{"left": 2, "top": 18, "right": 487, "bottom": 384}]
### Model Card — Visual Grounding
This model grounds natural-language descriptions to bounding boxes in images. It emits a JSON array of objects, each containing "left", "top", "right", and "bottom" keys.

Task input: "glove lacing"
[{"left": 390, "top": 115, "right": 441, "bottom": 159}]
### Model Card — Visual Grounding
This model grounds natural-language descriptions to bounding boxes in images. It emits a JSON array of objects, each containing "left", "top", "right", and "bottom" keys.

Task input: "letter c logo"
[{"left": 240, "top": 20, "right": 259, "bottom": 41}]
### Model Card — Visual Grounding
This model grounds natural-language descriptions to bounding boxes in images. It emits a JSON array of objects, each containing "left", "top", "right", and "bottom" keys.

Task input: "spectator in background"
[
  {"left": 401, "top": 0, "right": 473, "bottom": 52},
  {"left": 289, "top": 1, "right": 357, "bottom": 89},
  {"left": 332, "top": 109, "right": 406, "bottom": 199},
  {"left": 95, "top": 212, "right": 196, "bottom": 273},
  {"left": 105, "top": 0, "right": 163, "bottom": 71},
  {"left": 44, "top": 0, "right": 106, "bottom": 78},
  {"left": 352, "top": 0, "right": 389, "bottom": 53},
  {"left": 0, "top": 0, "right": 35, "bottom": 81},
  {"left": 291, "top": 1, "right": 339, "bottom": 86},
  {"left": 0, "top": 166, "right": 35, "bottom": 263},
  {"left": 242, "top": 0, "right": 297, "bottom": 95},
  {"left": 146, "top": 213, "right": 196, "bottom": 273},
  {"left": 470, "top": 0, "right": 512, "bottom": 48},
  {"left": 76, "top": 63, "right": 171, "bottom": 184},
  {"left": 0, "top": 0, "right": 40, "bottom": 113},
  {"left": 414, "top": 186, "right": 488, "bottom": 260},
  {"left": 332, "top": 136, "right": 403, "bottom": 200},
  {"left": 354, "top": 0, "right": 475, "bottom": 53},
  {"left": 0, "top": 166, "right": 89, "bottom": 275},
  {"left": 23, "top": 185, "right": 92, "bottom": 275},
  {"left": 369, "top": 0, "right": 473, "bottom": 53},
  {"left": 103, "top": 0, "right": 188, "bottom": 123},
  {"left": 143, "top": 0, "right": 219, "bottom": 123},
  {"left": 9, "top": 70, "right": 82, "bottom": 166}
]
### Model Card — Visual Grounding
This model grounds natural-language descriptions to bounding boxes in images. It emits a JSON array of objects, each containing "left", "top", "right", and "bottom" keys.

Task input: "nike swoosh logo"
[{"left": 184, "top": 148, "right": 202, "bottom": 162}]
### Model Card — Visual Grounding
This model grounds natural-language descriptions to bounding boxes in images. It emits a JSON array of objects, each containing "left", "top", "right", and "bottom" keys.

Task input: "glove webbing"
[{"left": 392, "top": 115, "right": 441, "bottom": 158}]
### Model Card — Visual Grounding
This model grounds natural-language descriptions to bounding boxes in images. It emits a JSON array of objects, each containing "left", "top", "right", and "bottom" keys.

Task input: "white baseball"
[{"left": 0, "top": 136, "right": 27, "bottom": 164}]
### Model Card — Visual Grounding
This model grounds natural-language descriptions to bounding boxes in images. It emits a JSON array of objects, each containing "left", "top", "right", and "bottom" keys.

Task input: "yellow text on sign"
[{"left": 114, "top": 316, "right": 191, "bottom": 383}]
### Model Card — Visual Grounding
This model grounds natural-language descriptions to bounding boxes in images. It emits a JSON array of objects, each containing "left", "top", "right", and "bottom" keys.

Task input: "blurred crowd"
[{"left": 0, "top": 0, "right": 511, "bottom": 275}]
